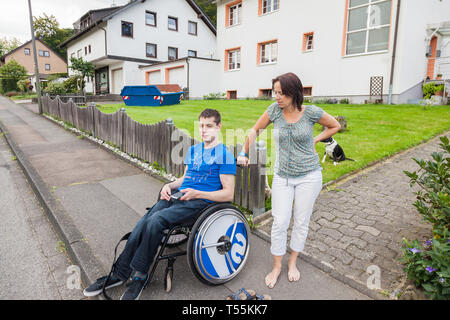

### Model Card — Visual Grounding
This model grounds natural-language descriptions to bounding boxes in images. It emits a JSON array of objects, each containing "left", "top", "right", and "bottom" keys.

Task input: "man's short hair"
[{"left": 198, "top": 108, "right": 221, "bottom": 125}]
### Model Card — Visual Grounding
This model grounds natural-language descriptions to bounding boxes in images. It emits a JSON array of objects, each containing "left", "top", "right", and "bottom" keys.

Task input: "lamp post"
[{"left": 27, "top": 0, "right": 43, "bottom": 114}]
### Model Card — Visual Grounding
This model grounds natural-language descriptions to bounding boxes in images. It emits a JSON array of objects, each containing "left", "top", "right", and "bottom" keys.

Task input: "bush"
[
  {"left": 43, "top": 82, "right": 67, "bottom": 95},
  {"left": 0, "top": 78, "right": 18, "bottom": 94},
  {"left": 423, "top": 82, "right": 444, "bottom": 99},
  {"left": 339, "top": 98, "right": 350, "bottom": 104},
  {"left": 402, "top": 136, "right": 450, "bottom": 299},
  {"left": 63, "top": 76, "right": 81, "bottom": 93},
  {"left": 203, "top": 92, "right": 226, "bottom": 100}
]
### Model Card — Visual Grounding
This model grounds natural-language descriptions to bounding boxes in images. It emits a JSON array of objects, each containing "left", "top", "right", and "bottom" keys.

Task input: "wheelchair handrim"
[{"left": 193, "top": 209, "right": 250, "bottom": 284}]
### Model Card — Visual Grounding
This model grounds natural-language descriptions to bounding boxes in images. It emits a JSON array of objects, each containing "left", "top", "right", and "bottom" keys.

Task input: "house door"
[
  {"left": 112, "top": 68, "right": 123, "bottom": 94},
  {"left": 426, "top": 37, "right": 438, "bottom": 79},
  {"left": 95, "top": 66, "right": 109, "bottom": 94}
]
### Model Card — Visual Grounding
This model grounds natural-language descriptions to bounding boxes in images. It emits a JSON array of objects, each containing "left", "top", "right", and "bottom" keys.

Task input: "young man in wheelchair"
[{"left": 83, "top": 108, "right": 237, "bottom": 300}]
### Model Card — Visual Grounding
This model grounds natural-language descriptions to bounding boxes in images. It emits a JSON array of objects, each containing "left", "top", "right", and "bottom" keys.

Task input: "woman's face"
[{"left": 273, "top": 81, "right": 293, "bottom": 109}]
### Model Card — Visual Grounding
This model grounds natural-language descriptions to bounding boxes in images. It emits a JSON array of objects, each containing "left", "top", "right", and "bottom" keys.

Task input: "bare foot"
[
  {"left": 265, "top": 267, "right": 281, "bottom": 289},
  {"left": 287, "top": 263, "right": 301, "bottom": 282}
]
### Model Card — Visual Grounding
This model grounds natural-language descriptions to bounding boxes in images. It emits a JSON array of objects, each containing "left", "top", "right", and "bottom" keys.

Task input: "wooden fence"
[{"left": 42, "top": 95, "right": 267, "bottom": 215}]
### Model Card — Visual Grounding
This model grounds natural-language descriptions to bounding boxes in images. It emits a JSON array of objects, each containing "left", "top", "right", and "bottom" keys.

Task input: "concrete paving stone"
[
  {"left": 308, "top": 220, "right": 321, "bottom": 232},
  {"left": 328, "top": 248, "right": 354, "bottom": 265},
  {"left": 340, "top": 235, "right": 368, "bottom": 250},
  {"left": 338, "top": 225, "right": 364, "bottom": 238},
  {"left": 315, "top": 210, "right": 336, "bottom": 222},
  {"left": 303, "top": 246, "right": 337, "bottom": 265},
  {"left": 355, "top": 225, "right": 381, "bottom": 237},
  {"left": 323, "top": 235, "right": 350, "bottom": 250},
  {"left": 317, "top": 227, "right": 343, "bottom": 241},
  {"left": 351, "top": 215, "right": 377, "bottom": 227},
  {"left": 346, "top": 245, "right": 377, "bottom": 262},
  {"left": 306, "top": 239, "right": 330, "bottom": 252},
  {"left": 316, "top": 218, "right": 341, "bottom": 229},
  {"left": 334, "top": 217, "right": 357, "bottom": 228},
  {"left": 361, "top": 233, "right": 389, "bottom": 246}
]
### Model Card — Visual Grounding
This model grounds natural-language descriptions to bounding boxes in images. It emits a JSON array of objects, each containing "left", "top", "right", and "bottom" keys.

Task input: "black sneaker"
[
  {"left": 83, "top": 275, "right": 124, "bottom": 297},
  {"left": 120, "top": 275, "right": 147, "bottom": 300}
]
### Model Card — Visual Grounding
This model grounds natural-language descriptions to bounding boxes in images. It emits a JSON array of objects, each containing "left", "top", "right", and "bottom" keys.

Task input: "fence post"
[
  {"left": 120, "top": 107, "right": 126, "bottom": 151},
  {"left": 253, "top": 141, "right": 267, "bottom": 217},
  {"left": 166, "top": 118, "right": 174, "bottom": 175},
  {"left": 88, "top": 102, "right": 96, "bottom": 137}
]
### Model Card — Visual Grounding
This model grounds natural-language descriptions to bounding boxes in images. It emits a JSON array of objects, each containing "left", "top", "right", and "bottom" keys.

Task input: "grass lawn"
[
  {"left": 97, "top": 100, "right": 450, "bottom": 185},
  {"left": 9, "top": 93, "right": 37, "bottom": 100}
]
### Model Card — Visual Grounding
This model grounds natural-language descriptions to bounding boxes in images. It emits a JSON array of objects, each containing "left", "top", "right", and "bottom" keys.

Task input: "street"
[{"left": 0, "top": 134, "right": 84, "bottom": 300}]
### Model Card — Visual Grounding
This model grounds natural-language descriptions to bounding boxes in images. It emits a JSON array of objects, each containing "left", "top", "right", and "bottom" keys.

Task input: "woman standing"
[{"left": 237, "top": 73, "right": 341, "bottom": 288}]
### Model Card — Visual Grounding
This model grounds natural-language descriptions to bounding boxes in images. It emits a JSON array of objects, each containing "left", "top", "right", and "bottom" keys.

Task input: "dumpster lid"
[{"left": 155, "top": 84, "right": 182, "bottom": 93}]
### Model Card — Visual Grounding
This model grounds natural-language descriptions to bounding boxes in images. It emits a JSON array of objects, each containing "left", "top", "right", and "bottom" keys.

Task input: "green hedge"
[{"left": 0, "top": 78, "right": 18, "bottom": 94}]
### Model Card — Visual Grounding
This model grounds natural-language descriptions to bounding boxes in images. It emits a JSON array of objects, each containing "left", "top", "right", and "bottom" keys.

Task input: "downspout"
[
  {"left": 186, "top": 58, "right": 190, "bottom": 99},
  {"left": 388, "top": 0, "right": 401, "bottom": 105}
]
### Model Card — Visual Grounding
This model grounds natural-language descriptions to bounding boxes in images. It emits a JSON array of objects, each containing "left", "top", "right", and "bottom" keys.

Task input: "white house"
[
  {"left": 214, "top": 0, "right": 450, "bottom": 103},
  {"left": 60, "top": 0, "right": 217, "bottom": 95}
]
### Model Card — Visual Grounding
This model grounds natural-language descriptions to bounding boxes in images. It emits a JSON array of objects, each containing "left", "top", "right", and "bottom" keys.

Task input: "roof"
[
  {"left": 59, "top": 0, "right": 216, "bottom": 48},
  {"left": 0, "top": 38, "right": 67, "bottom": 64}
]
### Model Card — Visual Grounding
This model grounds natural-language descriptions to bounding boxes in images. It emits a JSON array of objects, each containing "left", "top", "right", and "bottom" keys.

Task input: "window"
[
  {"left": 146, "top": 11, "right": 156, "bottom": 26},
  {"left": 39, "top": 50, "right": 44, "bottom": 56},
  {"left": 261, "top": 0, "right": 279, "bottom": 14},
  {"left": 303, "top": 32, "right": 314, "bottom": 52},
  {"left": 345, "top": 0, "right": 392, "bottom": 55},
  {"left": 188, "top": 21, "right": 197, "bottom": 35},
  {"left": 259, "top": 89, "right": 272, "bottom": 99},
  {"left": 226, "top": 48, "right": 241, "bottom": 71},
  {"left": 85, "top": 47, "right": 87, "bottom": 55},
  {"left": 228, "top": 2, "right": 242, "bottom": 26},
  {"left": 77, "top": 49, "right": 82, "bottom": 58},
  {"left": 168, "top": 47, "right": 178, "bottom": 60},
  {"left": 258, "top": 40, "right": 277, "bottom": 64},
  {"left": 303, "top": 87, "right": 312, "bottom": 96},
  {"left": 45, "top": 64, "right": 50, "bottom": 71},
  {"left": 168, "top": 17, "right": 178, "bottom": 31},
  {"left": 146, "top": 43, "right": 157, "bottom": 58},
  {"left": 88, "top": 45, "right": 91, "bottom": 54},
  {"left": 44, "top": 51, "right": 49, "bottom": 57},
  {"left": 121, "top": 21, "right": 133, "bottom": 37},
  {"left": 24, "top": 48, "right": 30, "bottom": 55},
  {"left": 188, "top": 50, "right": 197, "bottom": 57}
]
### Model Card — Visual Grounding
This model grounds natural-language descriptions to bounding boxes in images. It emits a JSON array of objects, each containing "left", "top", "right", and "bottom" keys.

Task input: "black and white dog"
[{"left": 320, "top": 137, "right": 355, "bottom": 166}]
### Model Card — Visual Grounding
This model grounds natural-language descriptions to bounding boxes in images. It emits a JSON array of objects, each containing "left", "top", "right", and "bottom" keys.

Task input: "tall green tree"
[
  {"left": 0, "top": 37, "right": 22, "bottom": 57},
  {"left": 196, "top": 0, "right": 217, "bottom": 26},
  {"left": 0, "top": 59, "right": 28, "bottom": 93},
  {"left": 33, "top": 13, "right": 74, "bottom": 60}
]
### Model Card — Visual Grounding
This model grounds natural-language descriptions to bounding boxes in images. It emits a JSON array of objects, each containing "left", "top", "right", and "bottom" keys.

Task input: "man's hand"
[
  {"left": 237, "top": 155, "right": 249, "bottom": 167},
  {"left": 179, "top": 188, "right": 200, "bottom": 201},
  {"left": 160, "top": 184, "right": 172, "bottom": 201}
]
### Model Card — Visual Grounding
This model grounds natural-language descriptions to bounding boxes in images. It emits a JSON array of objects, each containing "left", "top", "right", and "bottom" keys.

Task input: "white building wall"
[
  {"left": 106, "top": 0, "right": 217, "bottom": 61},
  {"left": 394, "top": 0, "right": 450, "bottom": 99},
  {"left": 216, "top": 0, "right": 450, "bottom": 103},
  {"left": 67, "top": 27, "right": 106, "bottom": 69}
]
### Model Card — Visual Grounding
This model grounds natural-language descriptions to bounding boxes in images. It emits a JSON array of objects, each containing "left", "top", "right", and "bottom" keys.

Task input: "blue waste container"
[{"left": 120, "top": 85, "right": 184, "bottom": 107}]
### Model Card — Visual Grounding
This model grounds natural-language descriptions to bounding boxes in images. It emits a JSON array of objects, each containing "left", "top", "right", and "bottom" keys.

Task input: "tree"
[
  {"left": 0, "top": 59, "right": 28, "bottom": 93},
  {"left": 69, "top": 57, "right": 95, "bottom": 93},
  {"left": 33, "top": 14, "right": 74, "bottom": 60},
  {"left": 0, "top": 37, "right": 22, "bottom": 56},
  {"left": 196, "top": 0, "right": 217, "bottom": 26}
]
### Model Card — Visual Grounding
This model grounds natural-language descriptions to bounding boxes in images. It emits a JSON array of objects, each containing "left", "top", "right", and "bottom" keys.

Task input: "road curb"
[{"left": 0, "top": 119, "right": 106, "bottom": 296}]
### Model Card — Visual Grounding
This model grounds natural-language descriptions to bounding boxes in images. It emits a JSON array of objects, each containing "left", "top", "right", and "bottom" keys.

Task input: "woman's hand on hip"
[{"left": 237, "top": 155, "right": 249, "bottom": 166}]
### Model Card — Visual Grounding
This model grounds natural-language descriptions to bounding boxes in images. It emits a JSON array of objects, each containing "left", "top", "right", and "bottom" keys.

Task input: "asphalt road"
[{"left": 0, "top": 134, "right": 84, "bottom": 300}]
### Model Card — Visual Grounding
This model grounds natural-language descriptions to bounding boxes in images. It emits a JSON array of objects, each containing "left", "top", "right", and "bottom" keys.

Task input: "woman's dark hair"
[
  {"left": 199, "top": 108, "right": 221, "bottom": 125},
  {"left": 272, "top": 72, "right": 304, "bottom": 111}
]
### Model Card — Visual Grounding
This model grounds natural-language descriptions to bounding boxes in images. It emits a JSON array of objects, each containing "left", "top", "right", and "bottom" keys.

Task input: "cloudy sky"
[{"left": 0, "top": 0, "right": 130, "bottom": 43}]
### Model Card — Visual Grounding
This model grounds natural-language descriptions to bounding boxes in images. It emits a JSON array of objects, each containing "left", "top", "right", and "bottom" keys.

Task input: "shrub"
[
  {"left": 402, "top": 136, "right": 450, "bottom": 299},
  {"left": 63, "top": 76, "right": 81, "bottom": 93},
  {"left": 339, "top": 98, "right": 350, "bottom": 104},
  {"left": 203, "top": 92, "right": 226, "bottom": 100},
  {"left": 43, "top": 82, "right": 66, "bottom": 95},
  {"left": 422, "top": 82, "right": 444, "bottom": 99}
]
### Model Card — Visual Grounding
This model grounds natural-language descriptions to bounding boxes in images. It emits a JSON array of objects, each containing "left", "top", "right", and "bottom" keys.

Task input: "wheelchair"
[{"left": 102, "top": 192, "right": 251, "bottom": 299}]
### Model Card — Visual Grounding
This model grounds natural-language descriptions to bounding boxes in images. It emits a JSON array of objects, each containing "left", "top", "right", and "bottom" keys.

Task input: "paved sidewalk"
[
  {"left": 256, "top": 130, "right": 449, "bottom": 298},
  {"left": 0, "top": 97, "right": 370, "bottom": 300}
]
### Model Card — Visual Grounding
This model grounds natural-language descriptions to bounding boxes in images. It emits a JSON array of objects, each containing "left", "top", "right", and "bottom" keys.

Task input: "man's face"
[{"left": 199, "top": 117, "right": 221, "bottom": 143}]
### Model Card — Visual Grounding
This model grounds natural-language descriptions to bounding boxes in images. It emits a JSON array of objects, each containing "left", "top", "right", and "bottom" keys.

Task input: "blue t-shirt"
[{"left": 179, "top": 143, "right": 236, "bottom": 200}]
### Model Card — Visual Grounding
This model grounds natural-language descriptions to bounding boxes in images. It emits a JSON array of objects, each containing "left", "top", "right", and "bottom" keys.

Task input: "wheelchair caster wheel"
[{"left": 164, "top": 268, "right": 173, "bottom": 292}]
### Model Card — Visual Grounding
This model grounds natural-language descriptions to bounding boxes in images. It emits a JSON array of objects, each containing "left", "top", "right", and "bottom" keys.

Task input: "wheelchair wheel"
[{"left": 187, "top": 203, "right": 250, "bottom": 286}]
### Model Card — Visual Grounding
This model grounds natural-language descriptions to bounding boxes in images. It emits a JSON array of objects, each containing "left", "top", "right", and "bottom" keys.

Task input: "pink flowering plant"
[{"left": 402, "top": 136, "right": 450, "bottom": 299}]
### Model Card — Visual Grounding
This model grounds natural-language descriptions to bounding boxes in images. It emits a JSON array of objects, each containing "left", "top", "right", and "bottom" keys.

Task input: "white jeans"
[{"left": 270, "top": 169, "right": 323, "bottom": 256}]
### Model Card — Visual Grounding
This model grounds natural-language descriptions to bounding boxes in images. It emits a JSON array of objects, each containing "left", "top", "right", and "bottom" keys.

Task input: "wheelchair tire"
[{"left": 187, "top": 203, "right": 250, "bottom": 286}]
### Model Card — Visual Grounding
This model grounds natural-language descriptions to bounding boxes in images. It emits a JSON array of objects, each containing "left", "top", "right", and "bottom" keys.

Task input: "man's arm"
[{"left": 179, "top": 174, "right": 235, "bottom": 202}]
